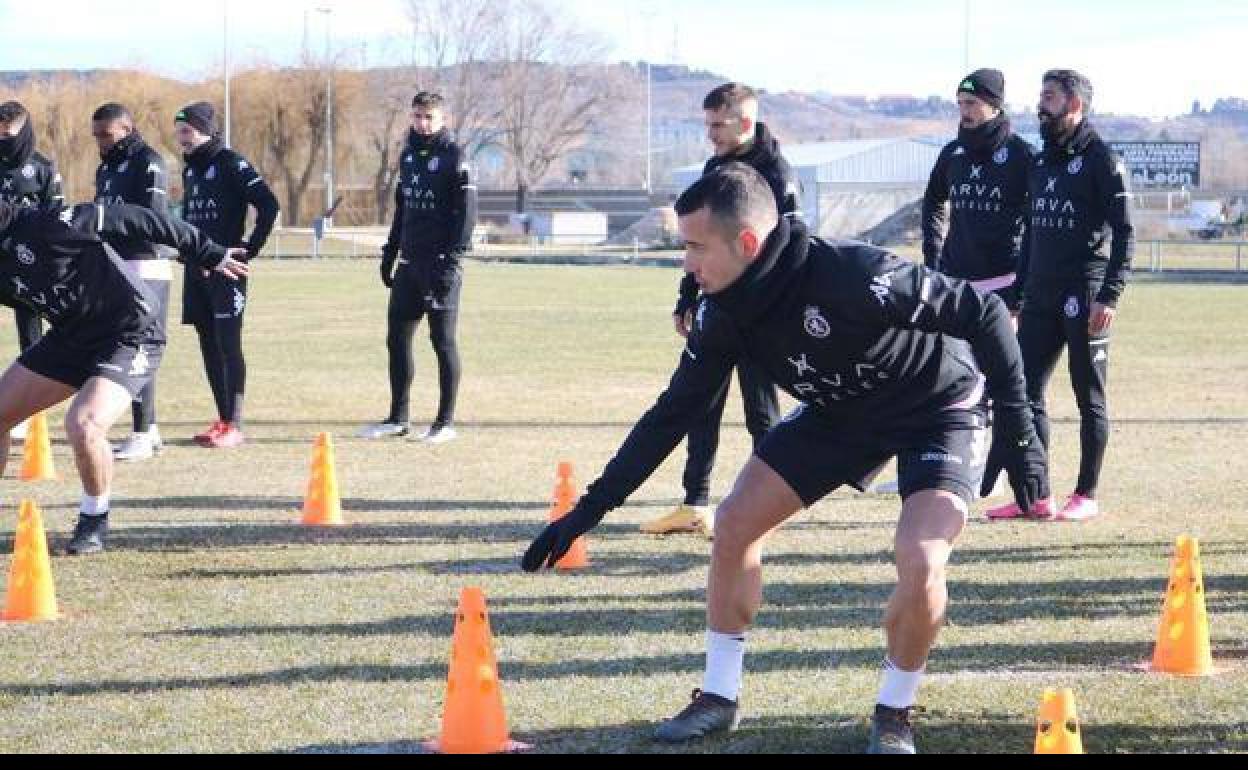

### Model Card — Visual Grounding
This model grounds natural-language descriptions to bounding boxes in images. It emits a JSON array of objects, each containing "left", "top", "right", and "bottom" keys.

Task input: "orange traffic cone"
[
  {"left": 2, "top": 500, "right": 60, "bottom": 623},
  {"left": 548, "top": 462, "right": 589, "bottom": 571},
  {"left": 301, "top": 433, "right": 344, "bottom": 527},
  {"left": 19, "top": 412, "right": 56, "bottom": 482},
  {"left": 1150, "top": 535, "right": 1214, "bottom": 676},
  {"left": 1034, "top": 688, "right": 1084, "bottom": 754},
  {"left": 424, "top": 587, "right": 529, "bottom": 754}
]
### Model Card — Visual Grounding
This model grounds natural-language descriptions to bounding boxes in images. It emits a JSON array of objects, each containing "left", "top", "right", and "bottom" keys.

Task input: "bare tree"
[{"left": 494, "top": 0, "right": 622, "bottom": 212}]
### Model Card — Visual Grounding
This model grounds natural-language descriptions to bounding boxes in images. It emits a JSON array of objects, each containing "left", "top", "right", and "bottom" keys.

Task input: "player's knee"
[
  {"left": 64, "top": 411, "right": 107, "bottom": 448},
  {"left": 711, "top": 502, "right": 754, "bottom": 555}
]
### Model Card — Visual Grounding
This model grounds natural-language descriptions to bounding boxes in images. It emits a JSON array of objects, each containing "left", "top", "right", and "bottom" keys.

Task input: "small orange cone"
[
  {"left": 1034, "top": 688, "right": 1084, "bottom": 754},
  {"left": 19, "top": 412, "right": 56, "bottom": 482},
  {"left": 548, "top": 462, "right": 589, "bottom": 571},
  {"left": 301, "top": 433, "right": 344, "bottom": 527},
  {"left": 2, "top": 500, "right": 60, "bottom": 623},
  {"left": 424, "top": 587, "right": 529, "bottom": 754},
  {"left": 1150, "top": 535, "right": 1214, "bottom": 676}
]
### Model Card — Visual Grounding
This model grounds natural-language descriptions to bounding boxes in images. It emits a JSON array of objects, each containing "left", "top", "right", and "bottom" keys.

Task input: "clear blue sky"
[{"left": 1, "top": 0, "right": 1243, "bottom": 117}]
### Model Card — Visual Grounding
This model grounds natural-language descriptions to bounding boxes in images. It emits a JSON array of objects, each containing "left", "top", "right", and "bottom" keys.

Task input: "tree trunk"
[{"left": 515, "top": 180, "right": 529, "bottom": 214}]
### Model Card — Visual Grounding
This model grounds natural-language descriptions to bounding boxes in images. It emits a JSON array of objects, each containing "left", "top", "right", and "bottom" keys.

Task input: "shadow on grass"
[{"left": 285, "top": 715, "right": 1248, "bottom": 754}]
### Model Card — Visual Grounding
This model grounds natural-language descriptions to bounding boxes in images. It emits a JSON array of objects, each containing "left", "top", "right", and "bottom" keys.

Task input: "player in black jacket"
[
  {"left": 175, "top": 102, "right": 280, "bottom": 450},
  {"left": 643, "top": 83, "right": 796, "bottom": 537},
  {"left": 522, "top": 165, "right": 1048, "bottom": 753},
  {"left": 362, "top": 91, "right": 477, "bottom": 444},
  {"left": 1, "top": 101, "right": 65, "bottom": 443},
  {"left": 93, "top": 103, "right": 173, "bottom": 462},
  {"left": 902, "top": 69, "right": 1036, "bottom": 502},
  {"left": 987, "top": 70, "right": 1134, "bottom": 523},
  {"left": 0, "top": 200, "right": 247, "bottom": 555}
]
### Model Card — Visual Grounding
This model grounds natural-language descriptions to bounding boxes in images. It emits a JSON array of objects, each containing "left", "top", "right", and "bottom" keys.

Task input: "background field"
[{"left": 1, "top": 260, "right": 1245, "bottom": 753}]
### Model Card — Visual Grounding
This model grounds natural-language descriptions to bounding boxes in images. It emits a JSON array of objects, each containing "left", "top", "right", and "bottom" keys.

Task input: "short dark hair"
[
  {"left": 703, "top": 83, "right": 757, "bottom": 113},
  {"left": 1043, "top": 69, "right": 1094, "bottom": 112},
  {"left": 92, "top": 102, "right": 133, "bottom": 123},
  {"left": 411, "top": 91, "right": 445, "bottom": 109},
  {"left": 675, "top": 163, "right": 779, "bottom": 237},
  {"left": 0, "top": 101, "right": 29, "bottom": 124}
]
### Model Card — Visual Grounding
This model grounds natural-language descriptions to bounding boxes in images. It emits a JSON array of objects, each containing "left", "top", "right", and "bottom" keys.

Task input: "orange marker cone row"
[
  {"left": 1034, "top": 688, "right": 1084, "bottom": 754},
  {"left": 19, "top": 412, "right": 56, "bottom": 482},
  {"left": 2, "top": 500, "right": 60, "bottom": 623},
  {"left": 424, "top": 587, "right": 530, "bottom": 754},
  {"left": 301, "top": 432, "right": 344, "bottom": 527},
  {"left": 1150, "top": 535, "right": 1214, "bottom": 676},
  {"left": 547, "top": 462, "right": 589, "bottom": 571}
]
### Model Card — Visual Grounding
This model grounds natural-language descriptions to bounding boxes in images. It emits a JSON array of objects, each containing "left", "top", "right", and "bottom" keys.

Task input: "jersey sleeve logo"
[
  {"left": 206, "top": 166, "right": 217, "bottom": 181},
  {"left": 15, "top": 243, "right": 36, "bottom": 266},
  {"left": 993, "top": 146, "right": 1009, "bottom": 165},
  {"left": 803, "top": 306, "right": 831, "bottom": 338}
]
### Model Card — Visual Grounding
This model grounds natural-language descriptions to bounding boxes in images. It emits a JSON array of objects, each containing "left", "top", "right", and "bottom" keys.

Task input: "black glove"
[
  {"left": 236, "top": 243, "right": 257, "bottom": 263},
  {"left": 521, "top": 499, "right": 606, "bottom": 572},
  {"left": 981, "top": 416, "right": 1049, "bottom": 513},
  {"left": 379, "top": 253, "right": 396, "bottom": 288}
]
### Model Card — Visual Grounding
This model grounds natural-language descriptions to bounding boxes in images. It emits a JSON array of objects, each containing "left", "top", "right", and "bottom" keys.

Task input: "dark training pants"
[
  {"left": 386, "top": 267, "right": 462, "bottom": 428},
  {"left": 13, "top": 307, "right": 43, "bottom": 351},
  {"left": 1018, "top": 292, "right": 1111, "bottom": 498}
]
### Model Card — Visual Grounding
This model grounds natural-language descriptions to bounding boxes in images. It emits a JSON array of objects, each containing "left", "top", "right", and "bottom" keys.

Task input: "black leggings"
[
  {"left": 195, "top": 316, "right": 246, "bottom": 426},
  {"left": 1018, "top": 294, "right": 1111, "bottom": 498},
  {"left": 682, "top": 358, "right": 779, "bottom": 506},
  {"left": 387, "top": 295, "right": 461, "bottom": 427}
]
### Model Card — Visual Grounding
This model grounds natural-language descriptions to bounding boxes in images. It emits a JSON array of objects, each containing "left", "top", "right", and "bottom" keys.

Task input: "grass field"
[{"left": 1, "top": 260, "right": 1246, "bottom": 754}]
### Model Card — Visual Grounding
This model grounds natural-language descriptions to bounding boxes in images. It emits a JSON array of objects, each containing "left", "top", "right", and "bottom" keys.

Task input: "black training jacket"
[
  {"left": 181, "top": 139, "right": 279, "bottom": 260},
  {"left": 383, "top": 129, "right": 477, "bottom": 277},
  {"left": 95, "top": 133, "right": 170, "bottom": 261}
]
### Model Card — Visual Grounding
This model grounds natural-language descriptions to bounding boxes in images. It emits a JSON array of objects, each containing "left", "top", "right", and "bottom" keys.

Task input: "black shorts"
[
  {"left": 182, "top": 270, "right": 248, "bottom": 327},
  {"left": 389, "top": 259, "right": 463, "bottom": 320},
  {"left": 756, "top": 404, "right": 985, "bottom": 506},
  {"left": 19, "top": 330, "right": 165, "bottom": 399}
]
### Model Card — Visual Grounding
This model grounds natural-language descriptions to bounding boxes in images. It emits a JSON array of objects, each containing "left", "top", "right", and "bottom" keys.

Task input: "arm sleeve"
[
  {"left": 851, "top": 253, "right": 1030, "bottom": 433},
  {"left": 1093, "top": 148, "right": 1135, "bottom": 307},
  {"left": 41, "top": 162, "right": 66, "bottom": 209},
  {"left": 140, "top": 154, "right": 170, "bottom": 213},
  {"left": 772, "top": 159, "right": 803, "bottom": 221},
  {"left": 921, "top": 151, "right": 950, "bottom": 270},
  {"left": 383, "top": 179, "right": 404, "bottom": 260},
  {"left": 79, "top": 203, "right": 227, "bottom": 270},
  {"left": 450, "top": 149, "right": 477, "bottom": 254},
  {"left": 236, "top": 160, "right": 280, "bottom": 257},
  {"left": 580, "top": 306, "right": 740, "bottom": 513}
]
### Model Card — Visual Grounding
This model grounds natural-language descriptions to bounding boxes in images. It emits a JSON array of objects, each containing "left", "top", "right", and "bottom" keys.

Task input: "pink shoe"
[
  {"left": 1058, "top": 494, "right": 1099, "bottom": 522},
  {"left": 986, "top": 498, "right": 1055, "bottom": 521}
]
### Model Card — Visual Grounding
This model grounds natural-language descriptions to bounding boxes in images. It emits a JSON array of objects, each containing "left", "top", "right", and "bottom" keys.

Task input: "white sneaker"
[
  {"left": 113, "top": 431, "right": 156, "bottom": 462},
  {"left": 9, "top": 419, "right": 29, "bottom": 442},
  {"left": 872, "top": 479, "right": 900, "bottom": 495},
  {"left": 358, "top": 421, "right": 410, "bottom": 439},
  {"left": 414, "top": 425, "right": 458, "bottom": 444}
]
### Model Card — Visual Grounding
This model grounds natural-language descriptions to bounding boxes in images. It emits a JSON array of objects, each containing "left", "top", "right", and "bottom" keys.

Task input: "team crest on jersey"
[
  {"left": 15, "top": 243, "right": 36, "bottom": 266},
  {"left": 994, "top": 146, "right": 1009, "bottom": 165},
  {"left": 804, "top": 306, "right": 831, "bottom": 339},
  {"left": 21, "top": 164, "right": 35, "bottom": 179},
  {"left": 1068, "top": 156, "right": 1083, "bottom": 175},
  {"left": 206, "top": 166, "right": 217, "bottom": 181},
  {"left": 428, "top": 156, "right": 441, "bottom": 172},
  {"left": 1065, "top": 296, "right": 1081, "bottom": 319},
  {"left": 118, "top": 161, "right": 130, "bottom": 174}
]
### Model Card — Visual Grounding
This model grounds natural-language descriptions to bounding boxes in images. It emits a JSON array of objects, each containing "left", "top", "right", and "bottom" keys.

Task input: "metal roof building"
[{"left": 672, "top": 137, "right": 947, "bottom": 237}]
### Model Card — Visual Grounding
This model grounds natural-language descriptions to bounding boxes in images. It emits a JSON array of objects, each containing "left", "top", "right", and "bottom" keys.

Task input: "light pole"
[
  {"left": 645, "top": 59, "right": 652, "bottom": 194},
  {"left": 317, "top": 6, "right": 334, "bottom": 227},
  {"left": 223, "top": 0, "right": 231, "bottom": 146}
]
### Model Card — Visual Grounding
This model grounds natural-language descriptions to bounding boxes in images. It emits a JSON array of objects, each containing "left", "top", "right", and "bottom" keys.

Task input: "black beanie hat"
[
  {"left": 175, "top": 102, "right": 218, "bottom": 137},
  {"left": 957, "top": 69, "right": 1005, "bottom": 109}
]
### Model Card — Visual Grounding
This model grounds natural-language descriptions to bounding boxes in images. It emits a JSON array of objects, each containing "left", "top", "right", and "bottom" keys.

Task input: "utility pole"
[
  {"left": 223, "top": 0, "right": 231, "bottom": 146},
  {"left": 318, "top": 7, "right": 334, "bottom": 227}
]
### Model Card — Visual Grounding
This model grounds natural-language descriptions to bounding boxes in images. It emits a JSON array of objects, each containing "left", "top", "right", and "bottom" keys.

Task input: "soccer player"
[
  {"left": 987, "top": 69, "right": 1134, "bottom": 522},
  {"left": 361, "top": 91, "right": 477, "bottom": 444},
  {"left": 92, "top": 102, "right": 173, "bottom": 461},
  {"left": 0, "top": 200, "right": 247, "bottom": 554},
  {"left": 175, "top": 102, "right": 280, "bottom": 449},
  {"left": 523, "top": 165, "right": 1048, "bottom": 753},
  {"left": 644, "top": 83, "right": 797, "bottom": 538}
]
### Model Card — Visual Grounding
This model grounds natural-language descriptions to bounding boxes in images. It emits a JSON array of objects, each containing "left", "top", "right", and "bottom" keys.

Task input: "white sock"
[
  {"left": 703, "top": 630, "right": 746, "bottom": 702},
  {"left": 81, "top": 494, "right": 111, "bottom": 517},
  {"left": 877, "top": 658, "right": 925, "bottom": 710}
]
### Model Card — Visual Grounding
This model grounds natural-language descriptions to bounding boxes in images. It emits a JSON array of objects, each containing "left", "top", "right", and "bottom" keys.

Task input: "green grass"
[{"left": 0, "top": 261, "right": 1246, "bottom": 753}]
